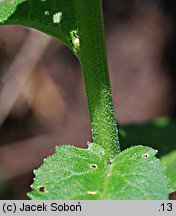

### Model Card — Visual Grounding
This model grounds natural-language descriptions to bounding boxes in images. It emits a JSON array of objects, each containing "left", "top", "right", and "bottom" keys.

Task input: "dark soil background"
[{"left": 0, "top": 0, "right": 175, "bottom": 199}]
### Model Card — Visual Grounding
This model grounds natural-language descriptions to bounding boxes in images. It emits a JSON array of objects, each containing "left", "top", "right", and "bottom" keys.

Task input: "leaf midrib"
[{"left": 100, "top": 162, "right": 113, "bottom": 199}]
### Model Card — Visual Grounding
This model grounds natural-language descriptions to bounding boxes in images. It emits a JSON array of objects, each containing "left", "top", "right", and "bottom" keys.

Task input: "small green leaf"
[
  {"left": 161, "top": 150, "right": 176, "bottom": 193},
  {"left": 0, "top": 0, "right": 77, "bottom": 52},
  {"left": 28, "top": 144, "right": 168, "bottom": 200}
]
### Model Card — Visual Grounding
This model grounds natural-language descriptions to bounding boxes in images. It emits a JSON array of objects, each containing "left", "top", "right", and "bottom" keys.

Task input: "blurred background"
[{"left": 0, "top": 0, "right": 176, "bottom": 199}]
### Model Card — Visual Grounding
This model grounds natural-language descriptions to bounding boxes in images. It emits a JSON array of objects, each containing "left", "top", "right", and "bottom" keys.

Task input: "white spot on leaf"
[
  {"left": 87, "top": 191, "right": 97, "bottom": 195},
  {"left": 142, "top": 153, "right": 149, "bottom": 158},
  {"left": 70, "top": 30, "right": 80, "bottom": 50},
  {"left": 53, "top": 12, "right": 62, "bottom": 24}
]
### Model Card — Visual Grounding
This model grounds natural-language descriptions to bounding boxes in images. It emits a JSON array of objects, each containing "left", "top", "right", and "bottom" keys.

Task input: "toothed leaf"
[{"left": 28, "top": 144, "right": 168, "bottom": 200}]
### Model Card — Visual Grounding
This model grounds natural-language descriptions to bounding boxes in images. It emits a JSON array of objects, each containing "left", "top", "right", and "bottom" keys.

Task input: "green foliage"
[
  {"left": 28, "top": 144, "right": 168, "bottom": 200},
  {"left": 0, "top": 0, "right": 172, "bottom": 200},
  {"left": 120, "top": 117, "right": 176, "bottom": 157},
  {"left": 0, "top": 0, "right": 77, "bottom": 53},
  {"left": 120, "top": 117, "right": 176, "bottom": 195},
  {"left": 0, "top": 0, "right": 120, "bottom": 160},
  {"left": 161, "top": 150, "right": 176, "bottom": 193}
]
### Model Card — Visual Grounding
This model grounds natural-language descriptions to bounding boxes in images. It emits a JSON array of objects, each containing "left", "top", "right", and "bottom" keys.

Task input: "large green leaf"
[
  {"left": 120, "top": 117, "right": 176, "bottom": 157},
  {"left": 161, "top": 150, "right": 176, "bottom": 193},
  {"left": 28, "top": 144, "right": 168, "bottom": 200},
  {"left": 0, "top": 0, "right": 77, "bottom": 52}
]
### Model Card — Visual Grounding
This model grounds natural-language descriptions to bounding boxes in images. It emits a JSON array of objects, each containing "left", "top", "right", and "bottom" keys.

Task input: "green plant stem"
[{"left": 75, "top": 0, "right": 120, "bottom": 160}]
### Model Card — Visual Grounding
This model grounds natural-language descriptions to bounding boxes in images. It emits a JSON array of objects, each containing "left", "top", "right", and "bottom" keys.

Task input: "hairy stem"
[{"left": 75, "top": 0, "right": 120, "bottom": 160}]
